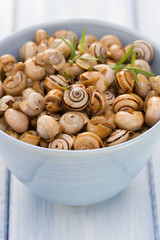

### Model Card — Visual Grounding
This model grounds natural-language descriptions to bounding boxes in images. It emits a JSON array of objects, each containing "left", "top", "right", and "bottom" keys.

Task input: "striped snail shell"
[
  {"left": 103, "top": 91, "right": 115, "bottom": 106},
  {"left": 132, "top": 59, "right": 152, "bottom": 73},
  {"left": 44, "top": 74, "right": 68, "bottom": 92},
  {"left": 89, "top": 42, "right": 107, "bottom": 61},
  {"left": 113, "top": 93, "right": 143, "bottom": 113},
  {"left": 86, "top": 87, "right": 107, "bottom": 116},
  {"left": 62, "top": 84, "right": 88, "bottom": 111},
  {"left": 45, "top": 89, "right": 63, "bottom": 113},
  {"left": 115, "top": 70, "right": 134, "bottom": 93},
  {"left": 74, "top": 132, "right": 104, "bottom": 150},
  {"left": 125, "top": 40, "right": 153, "bottom": 63},
  {"left": 99, "top": 35, "right": 122, "bottom": 50},
  {"left": 106, "top": 129, "right": 129, "bottom": 146},
  {"left": 49, "top": 134, "right": 74, "bottom": 150}
]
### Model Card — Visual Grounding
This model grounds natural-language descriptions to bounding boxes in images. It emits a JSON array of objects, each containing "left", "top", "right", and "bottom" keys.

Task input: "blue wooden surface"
[{"left": 0, "top": 0, "right": 160, "bottom": 239}]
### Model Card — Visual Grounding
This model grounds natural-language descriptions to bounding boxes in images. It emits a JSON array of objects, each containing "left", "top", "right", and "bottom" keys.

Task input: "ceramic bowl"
[{"left": 0, "top": 19, "right": 160, "bottom": 206}]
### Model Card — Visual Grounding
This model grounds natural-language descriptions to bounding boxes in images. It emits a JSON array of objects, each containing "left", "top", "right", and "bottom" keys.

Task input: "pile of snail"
[{"left": 0, "top": 28, "right": 160, "bottom": 150}]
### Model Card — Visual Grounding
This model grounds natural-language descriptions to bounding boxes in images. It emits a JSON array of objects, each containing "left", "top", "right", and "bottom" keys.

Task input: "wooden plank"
[
  {"left": 15, "top": 0, "right": 135, "bottom": 30},
  {"left": 8, "top": 167, "right": 154, "bottom": 240}
]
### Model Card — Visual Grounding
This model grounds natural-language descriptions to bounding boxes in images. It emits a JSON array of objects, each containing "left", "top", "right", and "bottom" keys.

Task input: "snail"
[
  {"left": 54, "top": 30, "right": 78, "bottom": 43},
  {"left": 59, "top": 112, "right": 85, "bottom": 134},
  {"left": 24, "top": 58, "right": 46, "bottom": 81},
  {"left": 59, "top": 62, "right": 84, "bottom": 80},
  {"left": 34, "top": 29, "right": 48, "bottom": 45},
  {"left": 113, "top": 93, "right": 143, "bottom": 113},
  {"left": 99, "top": 35, "right": 122, "bottom": 50},
  {"left": 94, "top": 64, "right": 115, "bottom": 87},
  {"left": 87, "top": 116, "right": 113, "bottom": 139},
  {"left": 4, "top": 108, "right": 29, "bottom": 133},
  {"left": 86, "top": 86, "right": 107, "bottom": 115},
  {"left": 124, "top": 40, "right": 153, "bottom": 63},
  {"left": 35, "top": 49, "right": 66, "bottom": 71},
  {"left": 145, "top": 96, "right": 160, "bottom": 126},
  {"left": 80, "top": 71, "right": 108, "bottom": 92},
  {"left": 62, "top": 84, "right": 88, "bottom": 111},
  {"left": 49, "top": 134, "right": 74, "bottom": 150},
  {"left": 76, "top": 53, "right": 98, "bottom": 70},
  {"left": 0, "top": 95, "right": 14, "bottom": 115},
  {"left": 106, "top": 129, "right": 130, "bottom": 146},
  {"left": 49, "top": 38, "right": 72, "bottom": 58},
  {"left": 3, "top": 70, "right": 27, "bottom": 96},
  {"left": 134, "top": 74, "right": 151, "bottom": 99},
  {"left": 37, "top": 115, "right": 60, "bottom": 141},
  {"left": 19, "top": 92, "right": 44, "bottom": 116},
  {"left": 74, "top": 132, "right": 104, "bottom": 150},
  {"left": 115, "top": 109, "right": 144, "bottom": 131},
  {"left": 103, "top": 91, "right": 115, "bottom": 106},
  {"left": 44, "top": 74, "right": 68, "bottom": 92},
  {"left": 32, "top": 81, "right": 44, "bottom": 97},
  {"left": 0, "top": 54, "right": 16, "bottom": 80},
  {"left": 45, "top": 89, "right": 63, "bottom": 112},
  {"left": 132, "top": 59, "right": 152, "bottom": 73},
  {"left": 149, "top": 76, "right": 160, "bottom": 94},
  {"left": 108, "top": 44, "right": 125, "bottom": 62},
  {"left": 79, "top": 34, "right": 97, "bottom": 47},
  {"left": 115, "top": 70, "right": 135, "bottom": 93},
  {"left": 19, "top": 41, "right": 38, "bottom": 62},
  {"left": 19, "top": 130, "right": 40, "bottom": 145},
  {"left": 89, "top": 42, "right": 107, "bottom": 61}
]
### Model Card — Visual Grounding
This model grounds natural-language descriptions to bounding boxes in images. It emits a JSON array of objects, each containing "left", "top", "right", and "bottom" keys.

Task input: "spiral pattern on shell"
[
  {"left": 106, "top": 129, "right": 129, "bottom": 146},
  {"left": 115, "top": 70, "right": 134, "bottom": 93},
  {"left": 113, "top": 93, "right": 143, "bottom": 113},
  {"left": 62, "top": 84, "right": 89, "bottom": 111},
  {"left": 44, "top": 74, "right": 68, "bottom": 91},
  {"left": 86, "top": 88, "right": 107, "bottom": 115},
  {"left": 49, "top": 134, "right": 74, "bottom": 150},
  {"left": 103, "top": 91, "right": 115, "bottom": 106},
  {"left": 89, "top": 42, "right": 107, "bottom": 60},
  {"left": 125, "top": 40, "right": 153, "bottom": 63}
]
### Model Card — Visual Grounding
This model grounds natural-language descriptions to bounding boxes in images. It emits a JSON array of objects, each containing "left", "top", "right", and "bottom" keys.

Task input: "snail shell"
[
  {"left": 6, "top": 129, "right": 20, "bottom": 139},
  {"left": 19, "top": 130, "right": 40, "bottom": 145},
  {"left": 89, "top": 42, "right": 107, "bottom": 61},
  {"left": 80, "top": 71, "right": 108, "bottom": 92},
  {"left": 94, "top": 64, "right": 115, "bottom": 87},
  {"left": 49, "top": 38, "right": 72, "bottom": 58},
  {"left": 62, "top": 84, "right": 88, "bottom": 111},
  {"left": 149, "top": 76, "right": 160, "bottom": 94},
  {"left": 113, "top": 93, "right": 143, "bottom": 113},
  {"left": 35, "top": 49, "right": 66, "bottom": 71},
  {"left": 24, "top": 58, "right": 46, "bottom": 81},
  {"left": 4, "top": 108, "right": 29, "bottom": 133},
  {"left": 19, "top": 92, "right": 44, "bottom": 116},
  {"left": 44, "top": 74, "right": 68, "bottom": 92},
  {"left": 49, "top": 134, "right": 74, "bottom": 150},
  {"left": 87, "top": 116, "right": 112, "bottom": 139},
  {"left": 79, "top": 34, "right": 97, "bottom": 47},
  {"left": 34, "top": 29, "right": 48, "bottom": 45},
  {"left": 54, "top": 30, "right": 78, "bottom": 43},
  {"left": 59, "top": 112, "right": 84, "bottom": 134},
  {"left": 59, "top": 63, "right": 84, "bottom": 80},
  {"left": 86, "top": 87, "right": 107, "bottom": 116},
  {"left": 0, "top": 95, "right": 14, "bottom": 115},
  {"left": 3, "top": 71, "right": 27, "bottom": 96},
  {"left": 143, "top": 90, "right": 159, "bottom": 112},
  {"left": 0, "top": 80, "right": 3, "bottom": 98},
  {"left": 74, "top": 132, "right": 104, "bottom": 150},
  {"left": 145, "top": 96, "right": 160, "bottom": 127},
  {"left": 32, "top": 80, "right": 44, "bottom": 97},
  {"left": 106, "top": 129, "right": 129, "bottom": 146},
  {"left": 115, "top": 109, "right": 144, "bottom": 131},
  {"left": 99, "top": 35, "right": 122, "bottom": 50},
  {"left": 132, "top": 59, "right": 152, "bottom": 73},
  {"left": 109, "top": 44, "right": 125, "bottom": 62},
  {"left": 0, "top": 54, "right": 16, "bottom": 79},
  {"left": 76, "top": 53, "right": 98, "bottom": 70},
  {"left": 45, "top": 89, "right": 63, "bottom": 112},
  {"left": 125, "top": 40, "right": 153, "bottom": 63},
  {"left": 103, "top": 91, "right": 115, "bottom": 106},
  {"left": 134, "top": 74, "right": 151, "bottom": 99},
  {"left": 19, "top": 41, "right": 38, "bottom": 62},
  {"left": 37, "top": 115, "right": 60, "bottom": 141},
  {"left": 115, "top": 70, "right": 134, "bottom": 93}
]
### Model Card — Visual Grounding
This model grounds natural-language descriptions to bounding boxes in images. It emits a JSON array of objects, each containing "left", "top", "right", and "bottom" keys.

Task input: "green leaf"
[
  {"left": 109, "top": 64, "right": 126, "bottom": 71},
  {"left": 126, "top": 67, "right": 156, "bottom": 77},
  {"left": 60, "top": 37, "right": 76, "bottom": 61},
  {"left": 97, "top": 55, "right": 105, "bottom": 64},
  {"left": 130, "top": 50, "right": 136, "bottom": 67},
  {"left": 72, "top": 27, "right": 86, "bottom": 62},
  {"left": 116, "top": 45, "right": 135, "bottom": 66},
  {"left": 70, "top": 36, "right": 77, "bottom": 60},
  {"left": 130, "top": 69, "right": 141, "bottom": 88}
]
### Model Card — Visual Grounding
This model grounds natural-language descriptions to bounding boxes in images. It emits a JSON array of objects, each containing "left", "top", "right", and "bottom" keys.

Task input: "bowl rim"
[{"left": 0, "top": 18, "right": 160, "bottom": 154}]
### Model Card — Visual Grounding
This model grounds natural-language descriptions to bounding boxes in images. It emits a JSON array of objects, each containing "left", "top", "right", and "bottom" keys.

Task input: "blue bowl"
[{"left": 0, "top": 19, "right": 160, "bottom": 206}]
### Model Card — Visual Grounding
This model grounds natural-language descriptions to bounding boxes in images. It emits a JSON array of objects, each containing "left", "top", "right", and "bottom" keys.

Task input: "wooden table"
[{"left": 0, "top": 0, "right": 160, "bottom": 239}]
